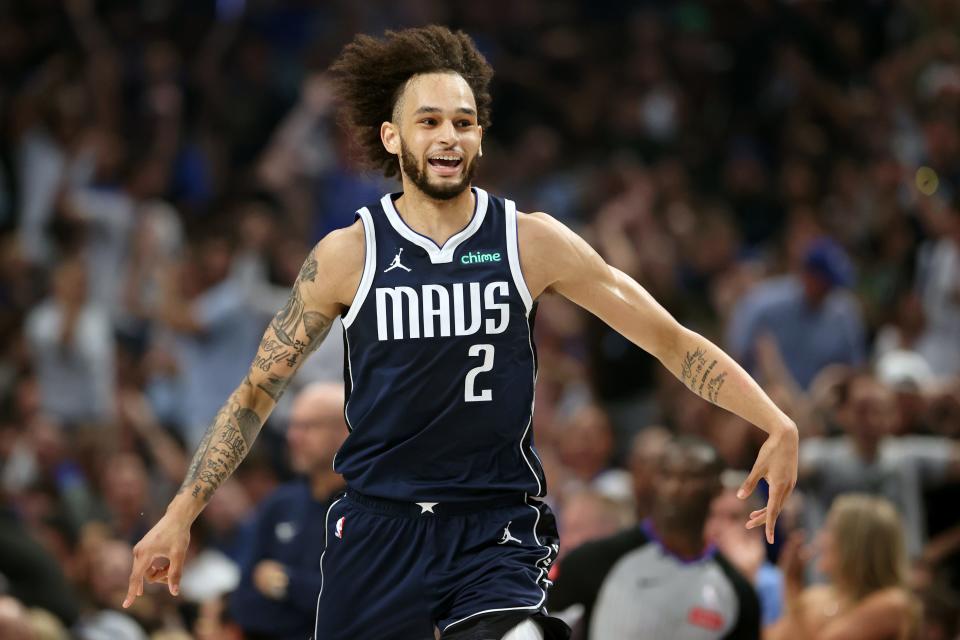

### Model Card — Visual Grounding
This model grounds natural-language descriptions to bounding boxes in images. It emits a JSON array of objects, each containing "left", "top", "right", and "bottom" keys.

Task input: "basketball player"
[{"left": 123, "top": 26, "right": 798, "bottom": 640}]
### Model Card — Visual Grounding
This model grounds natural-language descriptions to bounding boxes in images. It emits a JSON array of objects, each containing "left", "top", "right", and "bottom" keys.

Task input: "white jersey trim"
[
  {"left": 342, "top": 207, "right": 376, "bottom": 329},
  {"left": 504, "top": 199, "right": 533, "bottom": 313},
  {"left": 313, "top": 496, "right": 345, "bottom": 639},
  {"left": 380, "top": 187, "right": 489, "bottom": 264},
  {"left": 341, "top": 328, "right": 355, "bottom": 436},
  {"left": 518, "top": 307, "right": 542, "bottom": 496}
]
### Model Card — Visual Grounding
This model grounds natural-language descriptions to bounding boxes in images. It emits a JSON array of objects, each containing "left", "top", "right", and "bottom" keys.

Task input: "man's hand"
[
  {"left": 739, "top": 424, "right": 799, "bottom": 543},
  {"left": 253, "top": 560, "right": 289, "bottom": 600},
  {"left": 714, "top": 524, "right": 766, "bottom": 582},
  {"left": 777, "top": 531, "right": 811, "bottom": 595},
  {"left": 123, "top": 512, "right": 191, "bottom": 608}
]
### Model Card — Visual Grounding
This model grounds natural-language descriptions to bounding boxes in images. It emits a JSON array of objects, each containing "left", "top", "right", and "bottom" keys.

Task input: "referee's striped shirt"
[{"left": 548, "top": 522, "right": 760, "bottom": 639}]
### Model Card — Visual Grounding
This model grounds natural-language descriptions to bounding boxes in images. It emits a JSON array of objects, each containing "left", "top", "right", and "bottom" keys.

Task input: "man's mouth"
[{"left": 427, "top": 153, "right": 463, "bottom": 176}]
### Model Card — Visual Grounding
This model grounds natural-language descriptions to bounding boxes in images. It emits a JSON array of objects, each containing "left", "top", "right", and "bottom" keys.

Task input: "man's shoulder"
[
  {"left": 308, "top": 219, "right": 366, "bottom": 307},
  {"left": 318, "top": 218, "right": 365, "bottom": 257},
  {"left": 748, "top": 276, "right": 801, "bottom": 307},
  {"left": 564, "top": 526, "right": 650, "bottom": 570},
  {"left": 824, "top": 287, "right": 863, "bottom": 316},
  {"left": 713, "top": 550, "right": 762, "bottom": 603}
]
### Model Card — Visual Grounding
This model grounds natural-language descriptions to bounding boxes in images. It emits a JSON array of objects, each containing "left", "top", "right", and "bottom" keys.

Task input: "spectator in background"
[
  {"left": 0, "top": 505, "right": 78, "bottom": 626},
  {"left": 14, "top": 75, "right": 97, "bottom": 267},
  {"left": 229, "top": 383, "right": 346, "bottom": 640},
  {"left": 556, "top": 403, "right": 630, "bottom": 501},
  {"left": 2, "top": 414, "right": 98, "bottom": 532},
  {"left": 195, "top": 596, "right": 244, "bottom": 640},
  {"left": 626, "top": 425, "right": 671, "bottom": 521},
  {"left": 0, "top": 595, "right": 69, "bottom": 640},
  {"left": 728, "top": 237, "right": 865, "bottom": 389},
  {"left": 915, "top": 587, "right": 959, "bottom": 640},
  {"left": 767, "top": 495, "right": 918, "bottom": 640},
  {"left": 556, "top": 489, "right": 633, "bottom": 564},
  {"left": 0, "top": 596, "right": 34, "bottom": 640},
  {"left": 549, "top": 437, "right": 759, "bottom": 640},
  {"left": 74, "top": 537, "right": 148, "bottom": 640},
  {"left": 705, "top": 479, "right": 784, "bottom": 627},
  {"left": 915, "top": 195, "right": 960, "bottom": 379},
  {"left": 97, "top": 452, "right": 154, "bottom": 544},
  {"left": 152, "top": 233, "right": 266, "bottom": 447},
  {"left": 799, "top": 372, "right": 960, "bottom": 557},
  {"left": 24, "top": 256, "right": 115, "bottom": 425}
]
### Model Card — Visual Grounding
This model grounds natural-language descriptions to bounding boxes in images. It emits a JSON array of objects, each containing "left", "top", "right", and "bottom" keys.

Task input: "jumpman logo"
[
  {"left": 498, "top": 521, "right": 522, "bottom": 545},
  {"left": 384, "top": 248, "right": 412, "bottom": 273}
]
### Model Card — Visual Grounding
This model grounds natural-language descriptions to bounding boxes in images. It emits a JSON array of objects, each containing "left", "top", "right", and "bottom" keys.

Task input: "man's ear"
[{"left": 381, "top": 121, "right": 400, "bottom": 156}]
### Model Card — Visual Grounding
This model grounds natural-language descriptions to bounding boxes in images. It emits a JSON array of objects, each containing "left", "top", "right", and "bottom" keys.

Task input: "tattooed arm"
[
  {"left": 124, "top": 221, "right": 364, "bottom": 607},
  {"left": 518, "top": 211, "right": 798, "bottom": 542},
  {"left": 176, "top": 248, "right": 335, "bottom": 504}
]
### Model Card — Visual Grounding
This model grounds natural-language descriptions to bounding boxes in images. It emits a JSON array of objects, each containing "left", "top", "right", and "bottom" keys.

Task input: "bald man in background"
[{"left": 229, "top": 383, "right": 347, "bottom": 640}]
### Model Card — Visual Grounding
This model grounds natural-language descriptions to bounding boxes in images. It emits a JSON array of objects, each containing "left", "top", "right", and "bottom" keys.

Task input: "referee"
[{"left": 548, "top": 436, "right": 760, "bottom": 639}]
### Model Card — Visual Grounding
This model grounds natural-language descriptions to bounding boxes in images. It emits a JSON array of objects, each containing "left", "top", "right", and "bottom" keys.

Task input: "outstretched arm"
[
  {"left": 519, "top": 212, "right": 798, "bottom": 542},
  {"left": 174, "top": 250, "right": 333, "bottom": 505},
  {"left": 123, "top": 223, "right": 362, "bottom": 607}
]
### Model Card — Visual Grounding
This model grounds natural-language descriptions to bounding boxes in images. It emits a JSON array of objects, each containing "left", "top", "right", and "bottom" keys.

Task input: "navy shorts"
[{"left": 312, "top": 489, "right": 560, "bottom": 639}]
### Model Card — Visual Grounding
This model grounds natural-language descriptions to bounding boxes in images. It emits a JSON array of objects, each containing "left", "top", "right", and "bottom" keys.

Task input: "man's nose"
[
  {"left": 436, "top": 119, "right": 458, "bottom": 144},
  {"left": 660, "top": 474, "right": 683, "bottom": 496}
]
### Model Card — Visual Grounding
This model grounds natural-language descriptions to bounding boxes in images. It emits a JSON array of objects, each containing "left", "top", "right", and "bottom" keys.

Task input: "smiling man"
[{"left": 123, "top": 26, "right": 798, "bottom": 640}]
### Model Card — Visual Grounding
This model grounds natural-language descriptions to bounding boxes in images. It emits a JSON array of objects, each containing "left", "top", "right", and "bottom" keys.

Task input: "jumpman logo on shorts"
[
  {"left": 384, "top": 248, "right": 412, "bottom": 273},
  {"left": 498, "top": 521, "right": 522, "bottom": 545}
]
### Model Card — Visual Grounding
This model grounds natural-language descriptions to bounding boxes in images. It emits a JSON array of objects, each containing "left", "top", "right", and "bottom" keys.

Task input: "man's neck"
[
  {"left": 393, "top": 180, "right": 475, "bottom": 246},
  {"left": 852, "top": 435, "right": 880, "bottom": 462},
  {"left": 310, "top": 470, "right": 344, "bottom": 501},
  {"left": 646, "top": 518, "right": 709, "bottom": 561}
]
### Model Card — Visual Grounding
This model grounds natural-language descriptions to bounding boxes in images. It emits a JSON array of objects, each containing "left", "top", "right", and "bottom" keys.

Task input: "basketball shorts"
[{"left": 312, "top": 489, "right": 565, "bottom": 639}]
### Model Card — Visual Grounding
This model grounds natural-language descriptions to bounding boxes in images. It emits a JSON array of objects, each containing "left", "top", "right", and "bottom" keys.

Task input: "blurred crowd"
[{"left": 1, "top": 0, "right": 959, "bottom": 638}]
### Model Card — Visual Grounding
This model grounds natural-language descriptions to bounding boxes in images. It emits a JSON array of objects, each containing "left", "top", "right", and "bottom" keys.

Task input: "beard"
[{"left": 399, "top": 138, "right": 478, "bottom": 201}]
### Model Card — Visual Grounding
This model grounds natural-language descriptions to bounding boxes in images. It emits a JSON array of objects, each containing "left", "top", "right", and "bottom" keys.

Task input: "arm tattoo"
[
  {"left": 303, "top": 311, "right": 327, "bottom": 348},
  {"left": 270, "top": 287, "right": 305, "bottom": 347},
  {"left": 269, "top": 250, "right": 327, "bottom": 348},
  {"left": 180, "top": 425, "right": 214, "bottom": 494},
  {"left": 257, "top": 375, "right": 289, "bottom": 401},
  {"left": 235, "top": 407, "right": 261, "bottom": 444},
  {"left": 706, "top": 371, "right": 728, "bottom": 403},
  {"left": 680, "top": 346, "right": 728, "bottom": 404},
  {"left": 178, "top": 398, "right": 264, "bottom": 502},
  {"left": 680, "top": 348, "right": 707, "bottom": 387},
  {"left": 177, "top": 249, "right": 333, "bottom": 503},
  {"left": 299, "top": 249, "right": 318, "bottom": 283}
]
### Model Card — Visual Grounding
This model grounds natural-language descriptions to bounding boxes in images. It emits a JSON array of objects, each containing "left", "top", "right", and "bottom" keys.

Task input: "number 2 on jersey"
[{"left": 465, "top": 344, "right": 494, "bottom": 402}]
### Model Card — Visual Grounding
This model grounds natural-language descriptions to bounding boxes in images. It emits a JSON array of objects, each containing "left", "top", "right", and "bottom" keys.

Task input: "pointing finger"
[
  {"left": 166, "top": 547, "right": 186, "bottom": 596},
  {"left": 124, "top": 552, "right": 149, "bottom": 608},
  {"left": 765, "top": 482, "right": 789, "bottom": 544}
]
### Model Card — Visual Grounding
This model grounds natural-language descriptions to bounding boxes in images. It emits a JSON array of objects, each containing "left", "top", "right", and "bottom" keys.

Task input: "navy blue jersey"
[{"left": 335, "top": 187, "right": 545, "bottom": 502}]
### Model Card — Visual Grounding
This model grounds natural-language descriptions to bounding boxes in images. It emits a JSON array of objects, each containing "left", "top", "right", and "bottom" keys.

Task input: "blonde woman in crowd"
[{"left": 766, "top": 494, "right": 918, "bottom": 640}]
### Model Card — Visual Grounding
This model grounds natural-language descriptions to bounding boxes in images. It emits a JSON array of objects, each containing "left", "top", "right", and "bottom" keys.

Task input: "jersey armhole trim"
[
  {"left": 342, "top": 207, "right": 376, "bottom": 329},
  {"left": 505, "top": 199, "right": 533, "bottom": 313}
]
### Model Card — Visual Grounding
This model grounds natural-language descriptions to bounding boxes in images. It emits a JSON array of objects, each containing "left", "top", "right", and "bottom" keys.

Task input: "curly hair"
[{"left": 329, "top": 25, "right": 493, "bottom": 178}]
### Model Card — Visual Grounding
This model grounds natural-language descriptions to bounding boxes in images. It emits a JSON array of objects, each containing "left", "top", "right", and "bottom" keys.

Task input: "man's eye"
[{"left": 421, "top": 119, "right": 436, "bottom": 126}]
